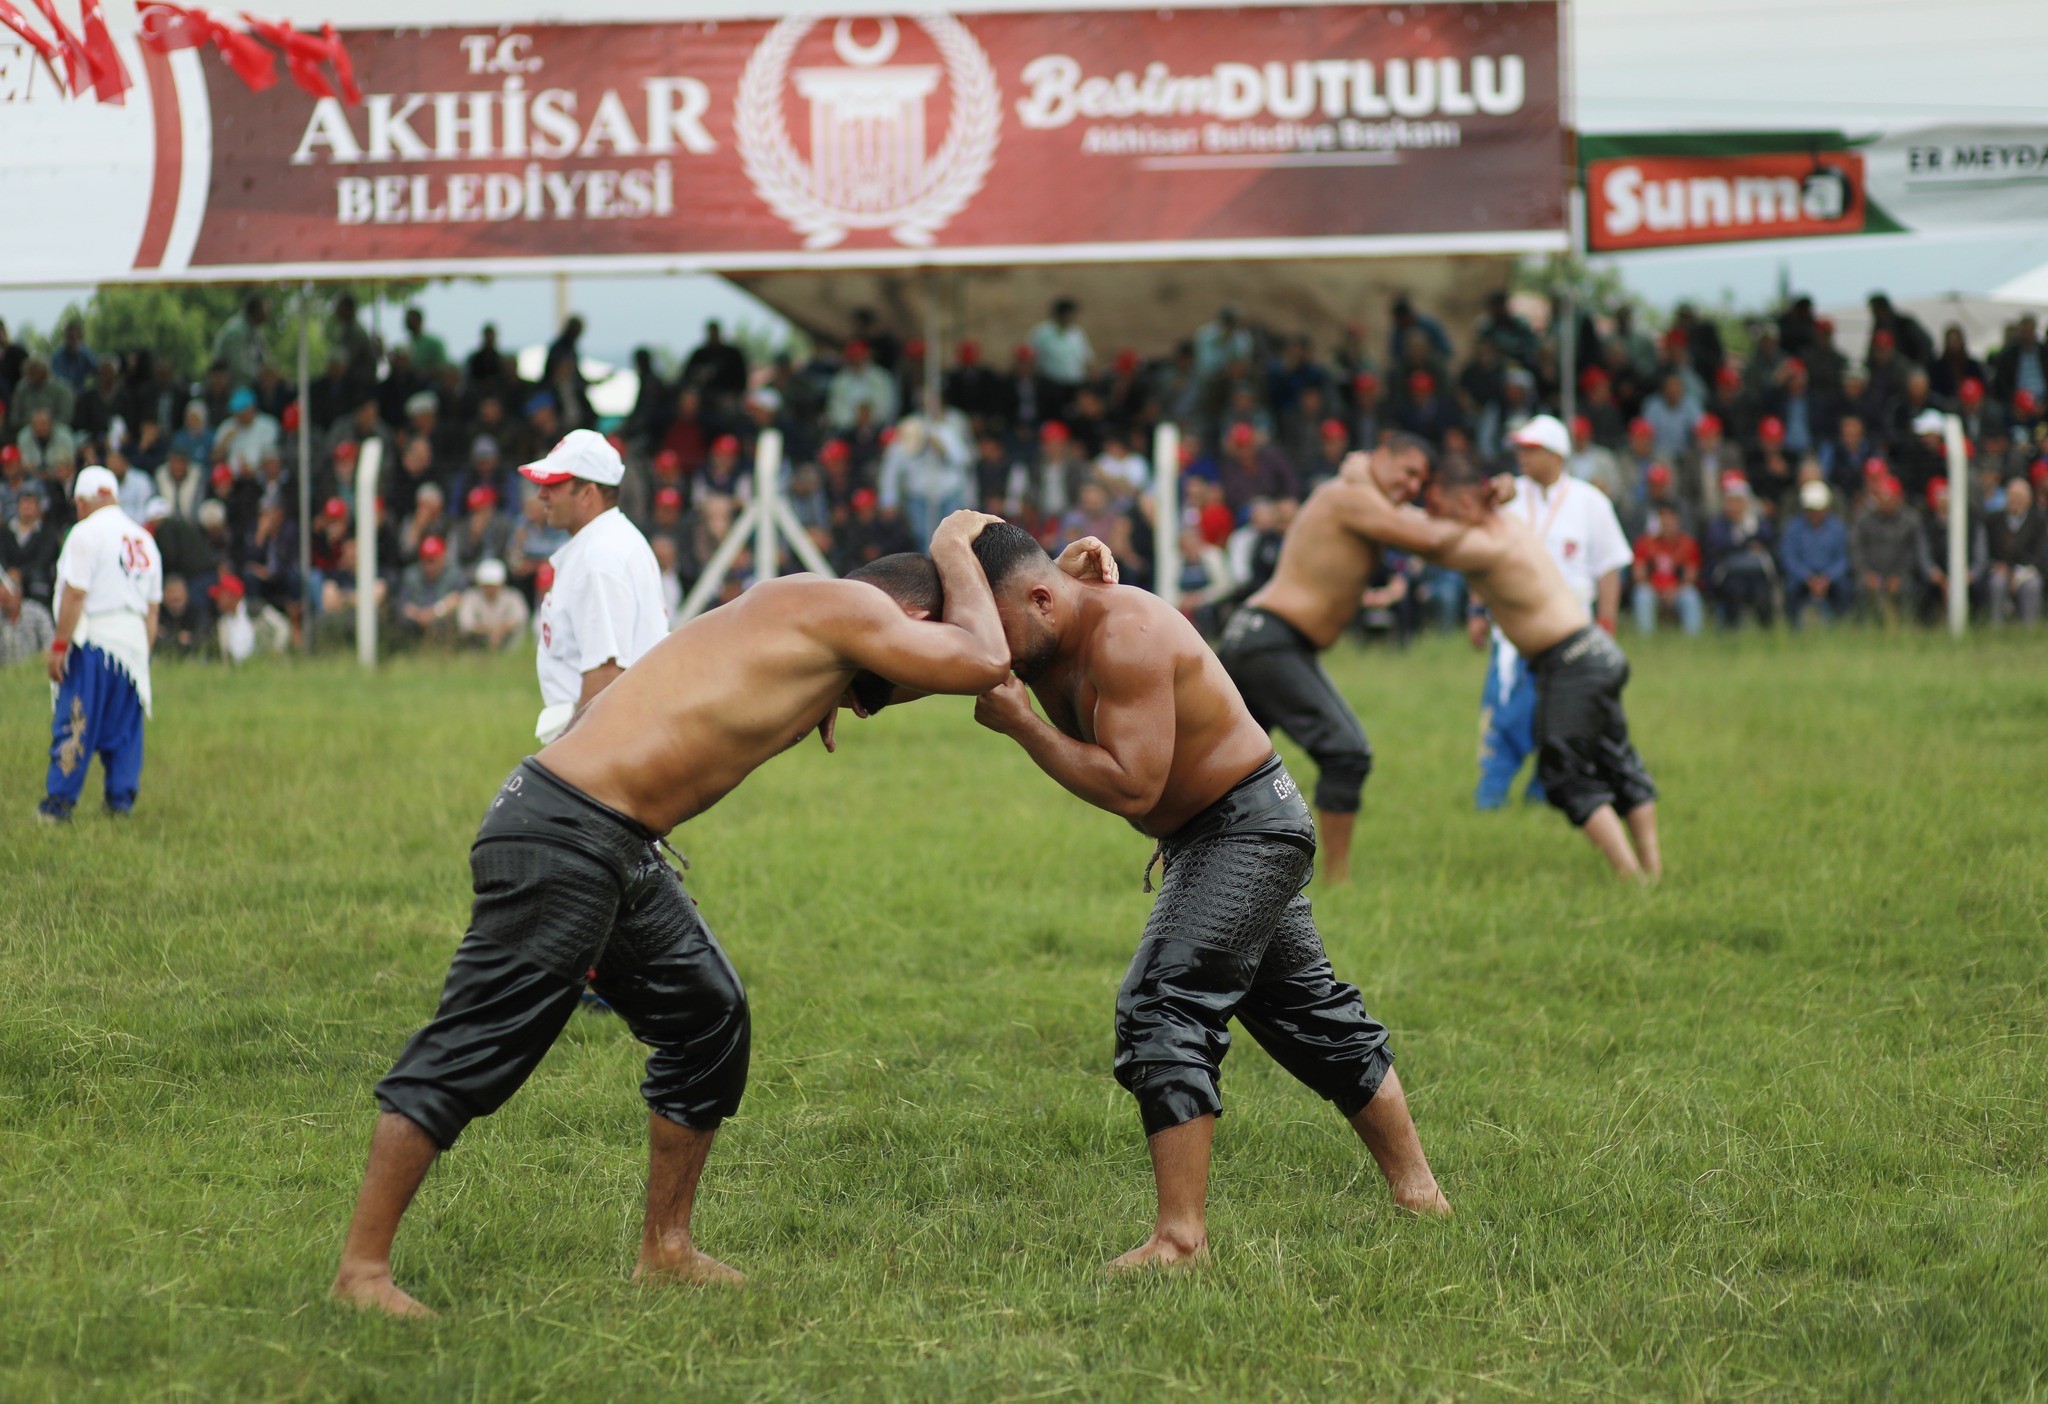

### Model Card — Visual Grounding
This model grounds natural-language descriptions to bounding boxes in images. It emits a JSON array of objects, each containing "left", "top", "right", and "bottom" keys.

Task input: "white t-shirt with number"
[
  {"left": 534, "top": 507, "right": 666, "bottom": 740},
  {"left": 56, "top": 504, "right": 162, "bottom": 618}
]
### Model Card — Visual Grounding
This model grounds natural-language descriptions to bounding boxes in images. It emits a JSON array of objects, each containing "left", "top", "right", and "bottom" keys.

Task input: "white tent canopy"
[{"left": 1819, "top": 291, "right": 2048, "bottom": 362}]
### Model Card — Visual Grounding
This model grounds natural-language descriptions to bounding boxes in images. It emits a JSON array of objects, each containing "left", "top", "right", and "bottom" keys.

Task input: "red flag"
[
  {"left": 28, "top": 0, "right": 87, "bottom": 94},
  {"left": 0, "top": 0, "right": 68, "bottom": 92},
  {"left": 210, "top": 21, "right": 274, "bottom": 89},
  {"left": 137, "top": 2, "right": 212, "bottom": 52},
  {"left": 79, "top": 0, "right": 130, "bottom": 103},
  {"left": 323, "top": 24, "right": 359, "bottom": 106}
]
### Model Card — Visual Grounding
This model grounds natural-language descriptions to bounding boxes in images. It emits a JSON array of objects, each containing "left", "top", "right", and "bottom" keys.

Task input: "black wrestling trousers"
[
  {"left": 1529, "top": 626, "right": 1658, "bottom": 828},
  {"left": 1115, "top": 755, "right": 1393, "bottom": 1136},
  {"left": 1216, "top": 608, "right": 1374, "bottom": 814},
  {"left": 375, "top": 760, "right": 750, "bottom": 1150}
]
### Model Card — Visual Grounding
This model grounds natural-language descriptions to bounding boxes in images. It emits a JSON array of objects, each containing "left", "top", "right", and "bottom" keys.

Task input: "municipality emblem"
[{"left": 734, "top": 14, "right": 1001, "bottom": 250}]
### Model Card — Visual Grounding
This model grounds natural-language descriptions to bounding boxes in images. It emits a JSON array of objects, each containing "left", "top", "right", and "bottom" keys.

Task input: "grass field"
[{"left": 4, "top": 629, "right": 2046, "bottom": 1401}]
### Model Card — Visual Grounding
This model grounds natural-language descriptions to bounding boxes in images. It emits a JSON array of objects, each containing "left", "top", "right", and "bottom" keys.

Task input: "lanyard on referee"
[{"left": 1526, "top": 477, "right": 1571, "bottom": 543}]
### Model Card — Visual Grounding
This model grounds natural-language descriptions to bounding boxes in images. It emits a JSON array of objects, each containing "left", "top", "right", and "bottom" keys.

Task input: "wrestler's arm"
[
  {"left": 825, "top": 512, "right": 1010, "bottom": 696},
  {"left": 1323, "top": 483, "right": 1473, "bottom": 563},
  {"left": 974, "top": 621, "right": 1174, "bottom": 821}
]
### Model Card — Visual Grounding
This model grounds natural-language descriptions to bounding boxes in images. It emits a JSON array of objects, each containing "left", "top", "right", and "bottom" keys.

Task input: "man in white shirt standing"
[
  {"left": 1472, "top": 415, "right": 1631, "bottom": 810},
  {"left": 39, "top": 466, "right": 162, "bottom": 822},
  {"left": 522, "top": 430, "right": 666, "bottom": 744}
]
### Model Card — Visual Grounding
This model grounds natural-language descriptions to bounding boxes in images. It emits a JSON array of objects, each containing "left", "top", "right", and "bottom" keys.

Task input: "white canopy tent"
[{"left": 1819, "top": 291, "right": 2048, "bottom": 362}]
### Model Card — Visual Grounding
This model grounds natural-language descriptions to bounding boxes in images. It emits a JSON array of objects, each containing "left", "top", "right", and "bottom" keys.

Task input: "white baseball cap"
[
  {"left": 519, "top": 428, "right": 624, "bottom": 487},
  {"left": 474, "top": 558, "right": 507, "bottom": 586},
  {"left": 73, "top": 466, "right": 119, "bottom": 500},
  {"left": 1911, "top": 409, "right": 1946, "bottom": 436},
  {"left": 1799, "top": 480, "right": 1832, "bottom": 511},
  {"left": 1509, "top": 414, "right": 1572, "bottom": 458}
]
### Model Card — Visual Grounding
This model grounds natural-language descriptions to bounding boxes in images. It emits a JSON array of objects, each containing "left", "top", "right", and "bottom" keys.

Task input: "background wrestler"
[
  {"left": 1215, "top": 433, "right": 1436, "bottom": 883},
  {"left": 333, "top": 511, "right": 1084, "bottom": 1318},
  {"left": 968, "top": 523, "right": 1450, "bottom": 1271},
  {"left": 1334, "top": 454, "right": 1662, "bottom": 879}
]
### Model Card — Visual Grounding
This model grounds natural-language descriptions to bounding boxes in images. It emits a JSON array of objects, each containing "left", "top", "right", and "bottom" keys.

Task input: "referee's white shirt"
[{"left": 534, "top": 507, "right": 666, "bottom": 742}]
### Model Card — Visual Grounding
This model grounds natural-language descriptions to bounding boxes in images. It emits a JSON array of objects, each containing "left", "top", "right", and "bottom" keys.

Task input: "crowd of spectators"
[{"left": 5, "top": 283, "right": 2048, "bottom": 668}]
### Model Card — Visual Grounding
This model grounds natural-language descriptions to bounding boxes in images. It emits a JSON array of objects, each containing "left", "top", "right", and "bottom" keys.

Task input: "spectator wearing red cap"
[
  {"left": 1986, "top": 474, "right": 2046, "bottom": 624},
  {"left": 452, "top": 483, "right": 512, "bottom": 571},
  {"left": 830, "top": 482, "right": 913, "bottom": 574},
  {"left": 1394, "top": 367, "right": 1458, "bottom": 442},
  {"left": 1678, "top": 412, "right": 1742, "bottom": 523},
  {"left": 1216, "top": 420, "right": 1298, "bottom": 517},
  {"left": 394, "top": 534, "right": 466, "bottom": 647},
  {"left": 826, "top": 337, "right": 898, "bottom": 433},
  {"left": 698, "top": 433, "right": 746, "bottom": 500},
  {"left": 1991, "top": 313, "right": 2048, "bottom": 409},
  {"left": 1850, "top": 473, "right": 1922, "bottom": 627},
  {"left": 1631, "top": 504, "right": 1703, "bottom": 636},
  {"left": 521, "top": 429, "right": 667, "bottom": 742},
  {"left": 941, "top": 338, "right": 1005, "bottom": 424}
]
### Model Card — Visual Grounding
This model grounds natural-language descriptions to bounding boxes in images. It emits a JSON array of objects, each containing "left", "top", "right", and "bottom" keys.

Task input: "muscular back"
[
  {"left": 1447, "top": 514, "right": 1591, "bottom": 658},
  {"left": 1248, "top": 478, "right": 1383, "bottom": 649},
  {"left": 1029, "top": 585, "right": 1275, "bottom": 837}
]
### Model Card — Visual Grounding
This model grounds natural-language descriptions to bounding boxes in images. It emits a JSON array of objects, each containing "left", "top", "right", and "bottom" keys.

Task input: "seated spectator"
[
  {"left": 452, "top": 485, "right": 512, "bottom": 570},
  {"left": 505, "top": 492, "right": 568, "bottom": 601},
  {"left": 210, "top": 573, "right": 289, "bottom": 662},
  {"left": 212, "top": 387, "right": 280, "bottom": 476},
  {"left": 1986, "top": 476, "right": 2045, "bottom": 625},
  {"left": 0, "top": 566, "right": 55, "bottom": 665},
  {"left": 17, "top": 407, "right": 77, "bottom": 475},
  {"left": 154, "top": 573, "right": 210, "bottom": 659},
  {"left": 1632, "top": 504, "right": 1703, "bottom": 635},
  {"left": 1, "top": 488, "right": 60, "bottom": 607},
  {"left": 1702, "top": 475, "right": 1775, "bottom": 629},
  {"left": 1850, "top": 473, "right": 1922, "bottom": 627},
  {"left": 1176, "top": 524, "right": 1235, "bottom": 625},
  {"left": 1225, "top": 497, "right": 1286, "bottom": 600},
  {"left": 1215, "top": 422, "right": 1297, "bottom": 516},
  {"left": 0, "top": 443, "right": 35, "bottom": 523},
  {"left": 1094, "top": 431, "right": 1149, "bottom": 500},
  {"left": 397, "top": 481, "right": 449, "bottom": 564},
  {"left": 1059, "top": 481, "right": 1123, "bottom": 552},
  {"left": 826, "top": 341, "right": 898, "bottom": 432},
  {"left": 456, "top": 558, "right": 528, "bottom": 650},
  {"left": 1780, "top": 479, "right": 1853, "bottom": 627},
  {"left": 395, "top": 535, "right": 465, "bottom": 644},
  {"left": 877, "top": 414, "right": 971, "bottom": 548},
  {"left": 1916, "top": 477, "right": 1986, "bottom": 624},
  {"left": 170, "top": 400, "right": 213, "bottom": 465},
  {"left": 8, "top": 356, "right": 75, "bottom": 435},
  {"left": 318, "top": 538, "right": 385, "bottom": 629}
]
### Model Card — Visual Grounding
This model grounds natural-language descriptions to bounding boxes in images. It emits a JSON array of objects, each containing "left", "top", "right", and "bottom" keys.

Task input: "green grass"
[{"left": 3, "top": 630, "right": 2046, "bottom": 1401}]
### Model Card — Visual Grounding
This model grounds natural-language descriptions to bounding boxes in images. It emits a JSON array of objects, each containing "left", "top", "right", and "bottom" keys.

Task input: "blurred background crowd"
[{"left": 3, "top": 281, "right": 2045, "bottom": 666}]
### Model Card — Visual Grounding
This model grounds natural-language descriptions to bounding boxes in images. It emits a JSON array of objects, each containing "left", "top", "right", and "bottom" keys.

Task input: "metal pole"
[
  {"left": 356, "top": 437, "right": 384, "bottom": 667},
  {"left": 1944, "top": 413, "right": 1968, "bottom": 638},
  {"left": 296, "top": 281, "right": 314, "bottom": 654},
  {"left": 753, "top": 428, "right": 783, "bottom": 582},
  {"left": 1153, "top": 422, "right": 1181, "bottom": 599},
  {"left": 923, "top": 270, "right": 942, "bottom": 417},
  {"left": 1559, "top": 188, "right": 1585, "bottom": 429}
]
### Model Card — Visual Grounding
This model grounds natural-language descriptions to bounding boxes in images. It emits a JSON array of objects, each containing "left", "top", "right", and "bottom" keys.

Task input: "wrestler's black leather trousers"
[
  {"left": 375, "top": 761, "right": 749, "bottom": 1149},
  {"left": 1114, "top": 827, "right": 1392, "bottom": 1137}
]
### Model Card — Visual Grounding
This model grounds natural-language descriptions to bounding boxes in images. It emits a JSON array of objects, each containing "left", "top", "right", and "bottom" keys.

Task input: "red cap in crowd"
[
  {"left": 1960, "top": 378, "right": 1986, "bottom": 407},
  {"left": 1320, "top": 417, "right": 1347, "bottom": 440},
  {"left": 1571, "top": 414, "right": 1593, "bottom": 441},
  {"left": 334, "top": 440, "right": 359, "bottom": 462},
  {"left": 211, "top": 463, "right": 235, "bottom": 488},
  {"left": 535, "top": 563, "right": 556, "bottom": 594},
  {"left": 1178, "top": 441, "right": 1197, "bottom": 468},
  {"left": 1646, "top": 462, "right": 1673, "bottom": 490},
  {"left": 282, "top": 402, "right": 300, "bottom": 433},
  {"left": 605, "top": 433, "right": 627, "bottom": 456},
  {"left": 1784, "top": 357, "right": 1807, "bottom": 380},
  {"left": 2032, "top": 461, "right": 2048, "bottom": 489},
  {"left": 1873, "top": 472, "right": 1903, "bottom": 499},
  {"left": 1720, "top": 470, "right": 1750, "bottom": 496},
  {"left": 905, "top": 338, "right": 926, "bottom": 360},
  {"left": 819, "top": 438, "right": 850, "bottom": 464},
  {"left": 466, "top": 486, "right": 497, "bottom": 511},
  {"left": 2017, "top": 389, "right": 2041, "bottom": 417},
  {"left": 654, "top": 448, "right": 682, "bottom": 476},
  {"left": 0, "top": 445, "right": 18, "bottom": 467},
  {"left": 1863, "top": 456, "right": 1888, "bottom": 479},
  {"left": 1628, "top": 416, "right": 1652, "bottom": 440},
  {"left": 1578, "top": 366, "right": 1609, "bottom": 392},
  {"left": 1408, "top": 370, "right": 1435, "bottom": 396},
  {"left": 1039, "top": 420, "right": 1070, "bottom": 444},
  {"left": 655, "top": 486, "right": 684, "bottom": 511},
  {"left": 1927, "top": 477, "right": 1949, "bottom": 509},
  {"left": 419, "top": 536, "right": 447, "bottom": 561},
  {"left": 956, "top": 339, "right": 980, "bottom": 366},
  {"left": 1872, "top": 328, "right": 1895, "bottom": 350},
  {"left": 1758, "top": 415, "right": 1786, "bottom": 446},
  {"left": 712, "top": 434, "right": 740, "bottom": 456},
  {"left": 1115, "top": 348, "right": 1139, "bottom": 375},
  {"left": 1815, "top": 317, "right": 1836, "bottom": 335},
  {"left": 1227, "top": 422, "right": 1256, "bottom": 449},
  {"left": 1715, "top": 365, "right": 1742, "bottom": 391},
  {"left": 322, "top": 496, "right": 348, "bottom": 520},
  {"left": 1198, "top": 500, "right": 1234, "bottom": 546},
  {"left": 878, "top": 426, "right": 896, "bottom": 447},
  {"left": 1013, "top": 343, "right": 1035, "bottom": 363},
  {"left": 851, "top": 487, "right": 878, "bottom": 511},
  {"left": 1661, "top": 328, "right": 1687, "bottom": 351},
  {"left": 844, "top": 339, "right": 870, "bottom": 361},
  {"left": 1696, "top": 412, "right": 1723, "bottom": 437},
  {"left": 209, "top": 574, "right": 245, "bottom": 603},
  {"left": 1353, "top": 370, "right": 1380, "bottom": 398}
]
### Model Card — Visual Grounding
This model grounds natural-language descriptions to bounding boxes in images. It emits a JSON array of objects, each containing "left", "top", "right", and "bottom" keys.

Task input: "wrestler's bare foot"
[
  {"left": 1108, "top": 1226, "right": 1209, "bottom": 1272},
  {"left": 634, "top": 1244, "right": 746, "bottom": 1286},
  {"left": 1392, "top": 1178, "right": 1453, "bottom": 1217},
  {"left": 331, "top": 1263, "right": 438, "bottom": 1319}
]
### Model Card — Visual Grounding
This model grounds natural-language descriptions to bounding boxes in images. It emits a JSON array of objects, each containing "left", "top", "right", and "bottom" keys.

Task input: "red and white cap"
[
  {"left": 519, "top": 428, "right": 624, "bottom": 487},
  {"left": 1509, "top": 414, "right": 1572, "bottom": 459}
]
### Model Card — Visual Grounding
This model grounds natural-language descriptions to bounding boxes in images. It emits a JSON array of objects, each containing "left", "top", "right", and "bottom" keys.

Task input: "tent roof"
[{"left": 1821, "top": 291, "right": 2048, "bottom": 361}]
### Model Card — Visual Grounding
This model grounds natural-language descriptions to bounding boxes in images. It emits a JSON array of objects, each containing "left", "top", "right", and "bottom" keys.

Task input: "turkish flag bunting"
[
  {"left": 136, "top": 3, "right": 275, "bottom": 90},
  {"left": 323, "top": 24, "right": 359, "bottom": 106},
  {"left": 240, "top": 13, "right": 357, "bottom": 104},
  {"left": 80, "top": 0, "right": 131, "bottom": 103},
  {"left": 28, "top": 0, "right": 89, "bottom": 94},
  {"left": 0, "top": 0, "right": 68, "bottom": 92}
]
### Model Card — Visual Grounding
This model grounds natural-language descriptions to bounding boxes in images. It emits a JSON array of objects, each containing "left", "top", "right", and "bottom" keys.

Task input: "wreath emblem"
[{"left": 734, "top": 14, "right": 1002, "bottom": 250}]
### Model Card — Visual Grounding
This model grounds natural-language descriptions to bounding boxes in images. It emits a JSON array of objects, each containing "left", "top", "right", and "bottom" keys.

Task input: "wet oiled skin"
[
  {"left": 1447, "top": 510, "right": 1593, "bottom": 659},
  {"left": 1024, "top": 583, "right": 1277, "bottom": 838},
  {"left": 540, "top": 577, "right": 904, "bottom": 834},
  {"left": 1247, "top": 477, "right": 1389, "bottom": 650}
]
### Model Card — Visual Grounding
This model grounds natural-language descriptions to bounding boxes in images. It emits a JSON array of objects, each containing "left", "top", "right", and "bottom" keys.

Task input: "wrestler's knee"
[
  {"left": 1116, "top": 1062, "right": 1222, "bottom": 1136},
  {"left": 1311, "top": 738, "right": 1372, "bottom": 814},
  {"left": 638, "top": 956, "right": 750, "bottom": 1128},
  {"left": 1331, "top": 1043, "right": 1395, "bottom": 1120}
]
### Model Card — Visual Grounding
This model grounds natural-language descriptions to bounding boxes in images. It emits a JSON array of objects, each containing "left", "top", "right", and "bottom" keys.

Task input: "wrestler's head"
[
  {"left": 971, "top": 522, "right": 1064, "bottom": 684},
  {"left": 1337, "top": 432, "right": 1434, "bottom": 504},
  {"left": 844, "top": 551, "right": 944, "bottom": 712},
  {"left": 1422, "top": 452, "right": 1496, "bottom": 526}
]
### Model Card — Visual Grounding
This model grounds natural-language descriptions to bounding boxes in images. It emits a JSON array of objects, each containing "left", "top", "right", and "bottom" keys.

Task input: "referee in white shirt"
[
  {"left": 39, "top": 466, "right": 162, "bottom": 822},
  {"left": 520, "top": 430, "right": 667, "bottom": 744},
  {"left": 1472, "top": 414, "right": 1631, "bottom": 810}
]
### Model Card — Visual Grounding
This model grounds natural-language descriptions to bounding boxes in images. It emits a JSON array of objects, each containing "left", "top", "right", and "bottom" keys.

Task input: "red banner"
[
  {"left": 1584, "top": 150, "right": 1866, "bottom": 253},
  {"left": 0, "top": 4, "right": 1563, "bottom": 283}
]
